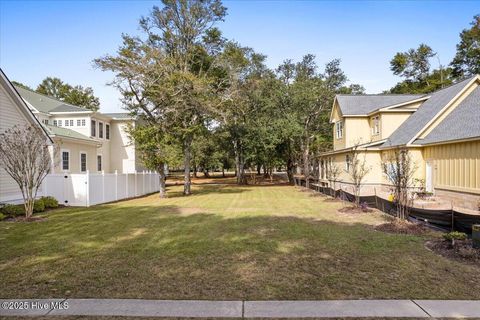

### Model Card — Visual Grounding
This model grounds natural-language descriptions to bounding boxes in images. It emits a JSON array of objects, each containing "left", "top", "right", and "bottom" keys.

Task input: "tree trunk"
[
  {"left": 183, "top": 136, "right": 192, "bottom": 195},
  {"left": 257, "top": 164, "right": 261, "bottom": 175},
  {"left": 222, "top": 167, "right": 225, "bottom": 178},
  {"left": 233, "top": 139, "right": 247, "bottom": 185},
  {"left": 158, "top": 163, "right": 167, "bottom": 198},
  {"left": 303, "top": 142, "right": 310, "bottom": 189},
  {"left": 286, "top": 158, "right": 295, "bottom": 185},
  {"left": 193, "top": 164, "right": 198, "bottom": 178}
]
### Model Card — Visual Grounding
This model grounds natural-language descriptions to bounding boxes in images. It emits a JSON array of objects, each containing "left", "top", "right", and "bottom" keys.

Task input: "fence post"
[
  {"left": 115, "top": 170, "right": 118, "bottom": 201},
  {"left": 86, "top": 170, "right": 90, "bottom": 207},
  {"left": 102, "top": 170, "right": 105, "bottom": 203},
  {"left": 126, "top": 173, "right": 129, "bottom": 198},
  {"left": 143, "top": 170, "right": 146, "bottom": 195},
  {"left": 134, "top": 171, "right": 138, "bottom": 196}
]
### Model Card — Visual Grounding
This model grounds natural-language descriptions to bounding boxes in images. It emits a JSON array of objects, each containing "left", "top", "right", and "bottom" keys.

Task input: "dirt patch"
[
  {"left": 338, "top": 206, "right": 373, "bottom": 214},
  {"left": 324, "top": 198, "right": 341, "bottom": 203},
  {"left": 375, "top": 219, "right": 428, "bottom": 235},
  {"left": 426, "top": 239, "right": 480, "bottom": 266}
]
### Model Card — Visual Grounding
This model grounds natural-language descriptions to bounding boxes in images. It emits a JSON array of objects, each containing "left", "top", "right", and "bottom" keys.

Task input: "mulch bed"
[
  {"left": 4, "top": 216, "right": 47, "bottom": 223},
  {"left": 425, "top": 239, "right": 480, "bottom": 265},
  {"left": 375, "top": 219, "right": 429, "bottom": 235},
  {"left": 338, "top": 206, "right": 373, "bottom": 214}
]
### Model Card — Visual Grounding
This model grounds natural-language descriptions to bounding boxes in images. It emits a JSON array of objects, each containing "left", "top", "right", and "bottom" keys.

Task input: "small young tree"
[
  {"left": 347, "top": 143, "right": 371, "bottom": 207},
  {"left": 382, "top": 148, "right": 418, "bottom": 220},
  {"left": 326, "top": 159, "right": 341, "bottom": 198},
  {"left": 0, "top": 125, "right": 54, "bottom": 218}
]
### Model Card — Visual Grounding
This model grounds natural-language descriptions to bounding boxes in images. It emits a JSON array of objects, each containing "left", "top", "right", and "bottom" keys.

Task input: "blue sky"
[{"left": 0, "top": 0, "right": 478, "bottom": 113}]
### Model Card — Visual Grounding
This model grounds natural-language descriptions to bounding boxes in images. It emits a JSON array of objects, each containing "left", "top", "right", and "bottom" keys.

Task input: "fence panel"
[{"left": 42, "top": 171, "right": 159, "bottom": 207}]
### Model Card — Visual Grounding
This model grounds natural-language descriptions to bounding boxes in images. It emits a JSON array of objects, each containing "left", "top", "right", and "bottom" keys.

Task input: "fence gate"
[{"left": 44, "top": 174, "right": 88, "bottom": 206}]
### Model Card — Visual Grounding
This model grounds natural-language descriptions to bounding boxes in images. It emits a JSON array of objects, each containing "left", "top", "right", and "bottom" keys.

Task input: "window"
[
  {"left": 345, "top": 154, "right": 351, "bottom": 172},
  {"left": 97, "top": 155, "right": 102, "bottom": 171},
  {"left": 77, "top": 119, "right": 81, "bottom": 126},
  {"left": 91, "top": 120, "right": 96, "bottom": 137},
  {"left": 99, "top": 122, "right": 104, "bottom": 139},
  {"left": 81, "top": 119, "right": 86, "bottom": 126},
  {"left": 80, "top": 153, "right": 87, "bottom": 172},
  {"left": 53, "top": 120, "right": 57, "bottom": 126},
  {"left": 62, "top": 151, "right": 69, "bottom": 171},
  {"left": 42, "top": 119, "right": 49, "bottom": 125},
  {"left": 58, "top": 120, "right": 63, "bottom": 127},
  {"left": 371, "top": 116, "right": 380, "bottom": 135},
  {"left": 65, "top": 120, "right": 69, "bottom": 127},
  {"left": 336, "top": 121, "right": 343, "bottom": 139},
  {"left": 70, "top": 120, "right": 74, "bottom": 126},
  {"left": 106, "top": 124, "right": 110, "bottom": 140}
]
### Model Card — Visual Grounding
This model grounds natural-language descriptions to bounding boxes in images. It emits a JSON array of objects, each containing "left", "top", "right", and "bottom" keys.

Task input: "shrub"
[
  {"left": 0, "top": 213, "right": 5, "bottom": 221},
  {"left": 1, "top": 204, "right": 25, "bottom": 217},
  {"left": 33, "top": 199, "right": 45, "bottom": 213},
  {"left": 443, "top": 231, "right": 467, "bottom": 241},
  {"left": 41, "top": 196, "right": 59, "bottom": 209}
]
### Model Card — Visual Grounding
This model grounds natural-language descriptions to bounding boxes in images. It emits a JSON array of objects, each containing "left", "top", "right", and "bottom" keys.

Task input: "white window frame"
[
  {"left": 336, "top": 121, "right": 343, "bottom": 139},
  {"left": 58, "top": 120, "right": 63, "bottom": 127},
  {"left": 97, "top": 154, "right": 102, "bottom": 172},
  {"left": 371, "top": 116, "right": 380, "bottom": 135},
  {"left": 98, "top": 121, "right": 104, "bottom": 139},
  {"left": 91, "top": 120, "right": 96, "bottom": 137},
  {"left": 53, "top": 120, "right": 57, "bottom": 126},
  {"left": 81, "top": 119, "right": 86, "bottom": 126},
  {"left": 65, "top": 119, "right": 69, "bottom": 127},
  {"left": 80, "top": 152, "right": 87, "bottom": 173},
  {"left": 61, "top": 149, "right": 70, "bottom": 171}
]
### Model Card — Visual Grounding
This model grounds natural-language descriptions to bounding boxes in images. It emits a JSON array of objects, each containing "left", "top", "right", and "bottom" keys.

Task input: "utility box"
[{"left": 473, "top": 225, "right": 480, "bottom": 249}]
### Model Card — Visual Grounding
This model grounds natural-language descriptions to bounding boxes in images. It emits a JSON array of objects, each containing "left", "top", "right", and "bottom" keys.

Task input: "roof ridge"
[
  {"left": 15, "top": 84, "right": 88, "bottom": 110},
  {"left": 336, "top": 93, "right": 423, "bottom": 97}
]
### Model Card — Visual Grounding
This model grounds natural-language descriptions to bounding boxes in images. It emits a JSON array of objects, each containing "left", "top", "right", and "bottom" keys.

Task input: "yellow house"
[{"left": 318, "top": 75, "right": 480, "bottom": 210}]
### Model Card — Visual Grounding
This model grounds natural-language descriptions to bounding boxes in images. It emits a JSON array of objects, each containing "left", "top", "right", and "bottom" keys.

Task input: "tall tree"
[
  {"left": 451, "top": 15, "right": 480, "bottom": 78},
  {"left": 390, "top": 44, "right": 436, "bottom": 83},
  {"left": 36, "top": 77, "right": 100, "bottom": 111},
  {"left": 96, "top": 0, "right": 226, "bottom": 195}
]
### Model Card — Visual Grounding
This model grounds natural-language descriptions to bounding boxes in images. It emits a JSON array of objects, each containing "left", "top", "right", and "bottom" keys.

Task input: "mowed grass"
[{"left": 0, "top": 183, "right": 479, "bottom": 300}]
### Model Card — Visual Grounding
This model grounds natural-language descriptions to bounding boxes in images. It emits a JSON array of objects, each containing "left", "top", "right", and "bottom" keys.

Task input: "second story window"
[
  {"left": 42, "top": 119, "right": 49, "bottom": 125},
  {"left": 91, "top": 120, "right": 96, "bottom": 137},
  {"left": 58, "top": 120, "right": 63, "bottom": 127},
  {"left": 82, "top": 119, "right": 86, "bottom": 126},
  {"left": 106, "top": 124, "right": 110, "bottom": 140},
  {"left": 336, "top": 121, "right": 343, "bottom": 139},
  {"left": 65, "top": 120, "right": 69, "bottom": 127},
  {"left": 371, "top": 116, "right": 380, "bottom": 135},
  {"left": 77, "top": 119, "right": 81, "bottom": 126},
  {"left": 99, "top": 122, "right": 104, "bottom": 139},
  {"left": 53, "top": 120, "right": 57, "bottom": 126}
]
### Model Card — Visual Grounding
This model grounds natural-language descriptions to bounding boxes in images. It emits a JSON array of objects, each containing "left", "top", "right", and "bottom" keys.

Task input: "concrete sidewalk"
[{"left": 1, "top": 299, "right": 479, "bottom": 318}]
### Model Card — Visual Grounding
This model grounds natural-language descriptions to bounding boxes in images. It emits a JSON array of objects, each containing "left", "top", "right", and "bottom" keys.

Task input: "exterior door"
[{"left": 425, "top": 161, "right": 433, "bottom": 193}]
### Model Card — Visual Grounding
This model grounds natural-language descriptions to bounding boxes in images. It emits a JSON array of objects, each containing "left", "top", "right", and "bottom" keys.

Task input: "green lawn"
[{"left": 1, "top": 183, "right": 479, "bottom": 300}]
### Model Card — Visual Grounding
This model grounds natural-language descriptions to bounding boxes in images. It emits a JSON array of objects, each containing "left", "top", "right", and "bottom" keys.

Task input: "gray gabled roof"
[
  {"left": 414, "top": 86, "right": 480, "bottom": 145},
  {"left": 14, "top": 86, "right": 90, "bottom": 114},
  {"left": 382, "top": 76, "right": 476, "bottom": 148},
  {"left": 336, "top": 94, "right": 424, "bottom": 116}
]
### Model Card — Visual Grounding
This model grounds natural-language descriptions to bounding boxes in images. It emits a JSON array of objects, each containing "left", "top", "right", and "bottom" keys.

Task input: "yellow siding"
[
  {"left": 424, "top": 140, "right": 480, "bottom": 194},
  {"left": 345, "top": 118, "right": 370, "bottom": 147},
  {"left": 322, "top": 150, "right": 383, "bottom": 184},
  {"left": 379, "top": 113, "right": 412, "bottom": 140}
]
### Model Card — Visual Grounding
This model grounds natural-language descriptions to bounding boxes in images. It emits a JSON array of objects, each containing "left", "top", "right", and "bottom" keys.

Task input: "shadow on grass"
[{"left": 1, "top": 185, "right": 479, "bottom": 301}]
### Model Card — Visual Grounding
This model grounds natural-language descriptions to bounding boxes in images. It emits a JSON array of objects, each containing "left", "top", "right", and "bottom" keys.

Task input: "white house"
[
  {"left": 14, "top": 85, "right": 146, "bottom": 174},
  {"left": 0, "top": 69, "right": 157, "bottom": 206},
  {"left": 0, "top": 69, "right": 53, "bottom": 203}
]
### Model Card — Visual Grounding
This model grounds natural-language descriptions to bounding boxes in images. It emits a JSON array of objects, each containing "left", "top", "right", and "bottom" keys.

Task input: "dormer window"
[
  {"left": 335, "top": 121, "right": 343, "bottom": 139},
  {"left": 371, "top": 116, "right": 380, "bottom": 135}
]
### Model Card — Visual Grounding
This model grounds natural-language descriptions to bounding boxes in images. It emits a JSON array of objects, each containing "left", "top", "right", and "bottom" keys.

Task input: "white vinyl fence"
[{"left": 43, "top": 171, "right": 160, "bottom": 207}]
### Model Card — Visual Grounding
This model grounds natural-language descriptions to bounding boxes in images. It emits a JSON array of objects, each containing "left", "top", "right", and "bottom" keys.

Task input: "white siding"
[{"left": 0, "top": 85, "right": 31, "bottom": 202}]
